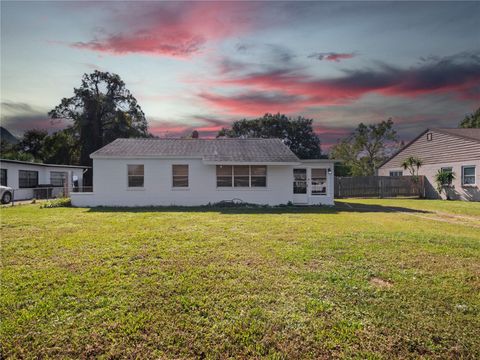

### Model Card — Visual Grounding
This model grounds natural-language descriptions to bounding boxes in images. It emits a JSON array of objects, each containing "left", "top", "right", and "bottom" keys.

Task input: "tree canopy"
[
  {"left": 330, "top": 119, "right": 398, "bottom": 176},
  {"left": 48, "top": 71, "right": 150, "bottom": 183},
  {"left": 49, "top": 71, "right": 149, "bottom": 163},
  {"left": 217, "top": 113, "right": 322, "bottom": 159},
  {"left": 459, "top": 107, "right": 480, "bottom": 128}
]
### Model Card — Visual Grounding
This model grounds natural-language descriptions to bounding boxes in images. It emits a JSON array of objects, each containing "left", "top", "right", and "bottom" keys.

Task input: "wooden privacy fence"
[{"left": 334, "top": 176, "right": 425, "bottom": 198}]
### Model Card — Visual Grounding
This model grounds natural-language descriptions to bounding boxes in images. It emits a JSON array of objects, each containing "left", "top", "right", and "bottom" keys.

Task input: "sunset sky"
[{"left": 1, "top": 1, "right": 479, "bottom": 149}]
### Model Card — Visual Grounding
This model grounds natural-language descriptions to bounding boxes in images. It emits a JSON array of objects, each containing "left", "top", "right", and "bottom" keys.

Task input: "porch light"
[{"left": 327, "top": 168, "right": 332, "bottom": 174}]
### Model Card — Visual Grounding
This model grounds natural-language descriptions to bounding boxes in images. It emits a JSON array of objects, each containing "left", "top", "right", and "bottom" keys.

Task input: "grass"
[{"left": 1, "top": 198, "right": 479, "bottom": 358}]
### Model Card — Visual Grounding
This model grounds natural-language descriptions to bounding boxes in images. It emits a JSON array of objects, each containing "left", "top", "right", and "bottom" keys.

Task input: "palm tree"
[
  {"left": 401, "top": 156, "right": 423, "bottom": 178},
  {"left": 402, "top": 156, "right": 424, "bottom": 197}
]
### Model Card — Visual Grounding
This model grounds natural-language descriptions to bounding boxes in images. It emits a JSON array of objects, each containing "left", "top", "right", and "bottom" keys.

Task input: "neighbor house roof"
[
  {"left": 0, "top": 159, "right": 90, "bottom": 169},
  {"left": 431, "top": 128, "right": 480, "bottom": 143},
  {"left": 90, "top": 138, "right": 301, "bottom": 163},
  {"left": 378, "top": 127, "right": 480, "bottom": 169}
]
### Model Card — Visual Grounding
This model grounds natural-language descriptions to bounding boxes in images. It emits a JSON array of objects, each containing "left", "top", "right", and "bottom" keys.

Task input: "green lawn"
[{"left": 1, "top": 199, "right": 479, "bottom": 358}]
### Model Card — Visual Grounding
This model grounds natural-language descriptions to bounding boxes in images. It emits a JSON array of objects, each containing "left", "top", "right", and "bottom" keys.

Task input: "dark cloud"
[
  {"left": 1, "top": 101, "right": 68, "bottom": 135},
  {"left": 216, "top": 51, "right": 480, "bottom": 105},
  {"left": 308, "top": 52, "right": 356, "bottom": 62}
]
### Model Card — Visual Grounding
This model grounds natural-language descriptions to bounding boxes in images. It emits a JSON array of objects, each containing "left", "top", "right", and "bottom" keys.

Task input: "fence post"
[{"left": 378, "top": 177, "right": 383, "bottom": 198}]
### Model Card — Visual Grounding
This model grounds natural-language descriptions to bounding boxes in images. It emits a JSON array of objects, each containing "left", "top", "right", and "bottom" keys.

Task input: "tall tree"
[
  {"left": 459, "top": 107, "right": 480, "bottom": 128},
  {"left": 49, "top": 71, "right": 149, "bottom": 183},
  {"left": 17, "top": 129, "right": 48, "bottom": 160},
  {"left": 217, "top": 113, "right": 321, "bottom": 159},
  {"left": 330, "top": 119, "right": 398, "bottom": 176},
  {"left": 42, "top": 128, "right": 80, "bottom": 165}
]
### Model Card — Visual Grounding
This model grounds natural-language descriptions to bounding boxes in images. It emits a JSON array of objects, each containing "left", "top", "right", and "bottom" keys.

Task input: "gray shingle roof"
[{"left": 90, "top": 138, "right": 300, "bottom": 163}]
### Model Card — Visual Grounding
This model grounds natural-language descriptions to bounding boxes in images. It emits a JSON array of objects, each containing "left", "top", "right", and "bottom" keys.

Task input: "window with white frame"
[
  {"left": 462, "top": 166, "right": 476, "bottom": 186},
  {"left": 216, "top": 165, "right": 232, "bottom": 187},
  {"left": 127, "top": 165, "right": 144, "bottom": 187},
  {"left": 250, "top": 165, "right": 267, "bottom": 187},
  {"left": 311, "top": 168, "right": 327, "bottom": 195},
  {"left": 172, "top": 165, "right": 189, "bottom": 187},
  {"left": 216, "top": 165, "right": 267, "bottom": 188},
  {"left": 389, "top": 170, "right": 403, "bottom": 177},
  {"left": 50, "top": 171, "right": 67, "bottom": 186},
  {"left": 234, "top": 165, "right": 250, "bottom": 187}
]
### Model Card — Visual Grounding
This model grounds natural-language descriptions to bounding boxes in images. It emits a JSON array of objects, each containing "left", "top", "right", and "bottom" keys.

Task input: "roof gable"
[
  {"left": 379, "top": 128, "right": 480, "bottom": 169},
  {"left": 90, "top": 138, "right": 300, "bottom": 163}
]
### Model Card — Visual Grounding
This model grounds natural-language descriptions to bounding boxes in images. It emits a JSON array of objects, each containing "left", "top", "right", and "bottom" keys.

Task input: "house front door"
[{"left": 293, "top": 168, "right": 308, "bottom": 204}]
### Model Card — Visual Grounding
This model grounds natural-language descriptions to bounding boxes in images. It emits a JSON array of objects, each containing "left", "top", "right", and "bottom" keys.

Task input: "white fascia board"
[
  {"left": 298, "top": 159, "right": 335, "bottom": 164},
  {"left": 202, "top": 160, "right": 301, "bottom": 166}
]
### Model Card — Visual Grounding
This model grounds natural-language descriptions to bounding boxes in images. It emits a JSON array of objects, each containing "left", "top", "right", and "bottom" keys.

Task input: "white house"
[
  {"left": 70, "top": 138, "right": 335, "bottom": 207},
  {"left": 0, "top": 159, "right": 88, "bottom": 201},
  {"left": 378, "top": 128, "right": 480, "bottom": 201}
]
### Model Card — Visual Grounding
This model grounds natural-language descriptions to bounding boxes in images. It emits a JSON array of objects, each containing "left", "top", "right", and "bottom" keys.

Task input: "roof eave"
[
  {"left": 0, "top": 158, "right": 90, "bottom": 169},
  {"left": 91, "top": 155, "right": 204, "bottom": 160},
  {"left": 202, "top": 160, "right": 301, "bottom": 165}
]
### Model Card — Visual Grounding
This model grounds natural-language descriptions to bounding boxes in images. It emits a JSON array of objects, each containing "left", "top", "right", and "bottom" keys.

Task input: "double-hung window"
[
  {"left": 216, "top": 165, "right": 267, "bottom": 188},
  {"left": 389, "top": 170, "right": 403, "bottom": 177},
  {"left": 250, "top": 165, "right": 267, "bottom": 187},
  {"left": 233, "top": 165, "right": 250, "bottom": 187},
  {"left": 19, "top": 170, "right": 38, "bottom": 188},
  {"left": 216, "top": 165, "right": 233, "bottom": 187},
  {"left": 172, "top": 165, "right": 189, "bottom": 188},
  {"left": 127, "top": 165, "right": 144, "bottom": 188},
  {"left": 462, "top": 166, "right": 476, "bottom": 186},
  {"left": 311, "top": 168, "right": 327, "bottom": 195}
]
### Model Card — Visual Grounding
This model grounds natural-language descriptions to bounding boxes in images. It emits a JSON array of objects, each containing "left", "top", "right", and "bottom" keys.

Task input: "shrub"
[
  {"left": 434, "top": 170, "right": 456, "bottom": 199},
  {"left": 40, "top": 197, "right": 71, "bottom": 208}
]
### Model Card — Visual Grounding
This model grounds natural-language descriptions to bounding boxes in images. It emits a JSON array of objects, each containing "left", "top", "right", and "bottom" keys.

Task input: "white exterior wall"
[
  {"left": 71, "top": 158, "right": 335, "bottom": 207},
  {"left": 378, "top": 159, "right": 480, "bottom": 201},
  {"left": 0, "top": 161, "right": 85, "bottom": 200}
]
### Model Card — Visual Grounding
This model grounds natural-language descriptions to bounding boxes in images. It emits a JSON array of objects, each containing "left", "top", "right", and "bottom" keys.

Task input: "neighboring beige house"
[{"left": 378, "top": 128, "right": 480, "bottom": 201}]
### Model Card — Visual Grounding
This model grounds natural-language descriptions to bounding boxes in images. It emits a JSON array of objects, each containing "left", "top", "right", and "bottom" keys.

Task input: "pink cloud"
[
  {"left": 216, "top": 52, "right": 480, "bottom": 105},
  {"left": 148, "top": 116, "right": 232, "bottom": 138},
  {"left": 199, "top": 92, "right": 316, "bottom": 116},
  {"left": 71, "top": 2, "right": 259, "bottom": 57}
]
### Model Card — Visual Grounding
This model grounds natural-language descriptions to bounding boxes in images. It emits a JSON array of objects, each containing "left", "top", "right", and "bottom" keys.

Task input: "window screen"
[
  {"left": 19, "top": 170, "right": 38, "bottom": 188},
  {"left": 172, "top": 165, "right": 189, "bottom": 187},
  {"left": 216, "top": 165, "right": 233, "bottom": 187},
  {"left": 50, "top": 171, "right": 67, "bottom": 186},
  {"left": 311, "top": 168, "right": 327, "bottom": 195},
  {"left": 216, "top": 165, "right": 267, "bottom": 188},
  {"left": 462, "top": 166, "right": 476, "bottom": 185},
  {"left": 127, "top": 165, "right": 144, "bottom": 187}
]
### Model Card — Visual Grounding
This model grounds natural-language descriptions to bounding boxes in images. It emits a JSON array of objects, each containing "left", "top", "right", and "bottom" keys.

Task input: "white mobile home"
[
  {"left": 71, "top": 138, "right": 335, "bottom": 207},
  {"left": 0, "top": 159, "right": 88, "bottom": 201}
]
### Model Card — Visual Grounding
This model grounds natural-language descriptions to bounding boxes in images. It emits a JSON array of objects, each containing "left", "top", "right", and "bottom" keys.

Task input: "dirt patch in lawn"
[{"left": 370, "top": 277, "right": 393, "bottom": 288}]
